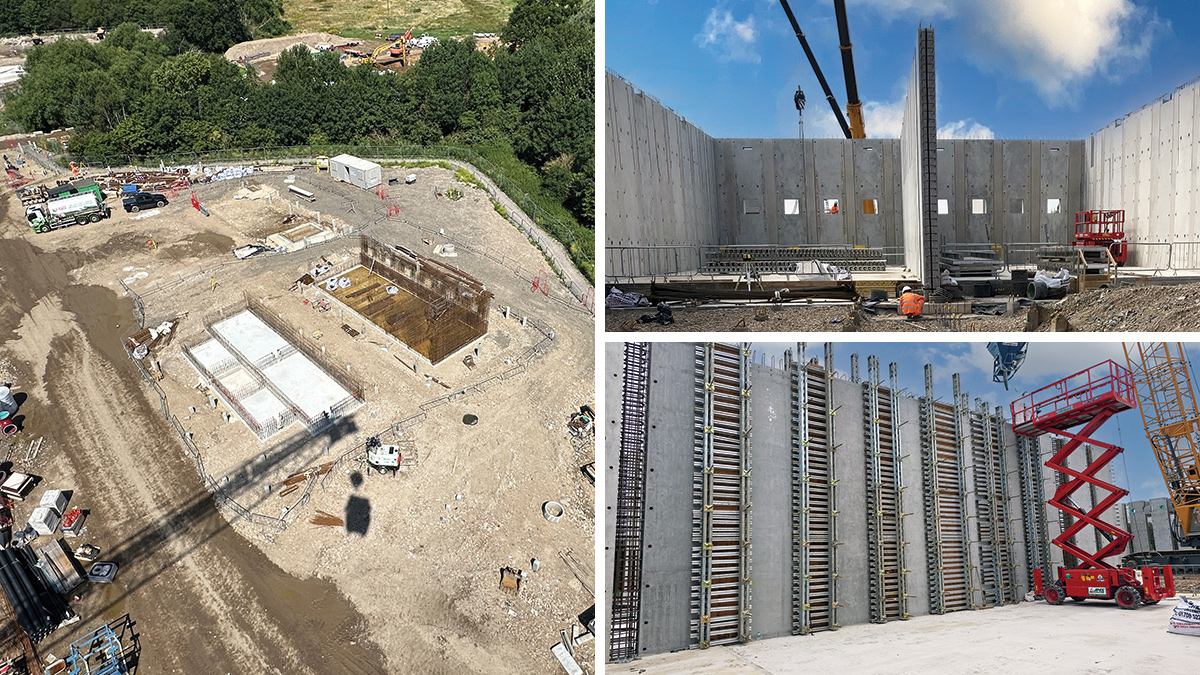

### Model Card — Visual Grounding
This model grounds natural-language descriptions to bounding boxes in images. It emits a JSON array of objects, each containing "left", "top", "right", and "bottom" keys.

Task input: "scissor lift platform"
[{"left": 1011, "top": 360, "right": 1174, "bottom": 608}]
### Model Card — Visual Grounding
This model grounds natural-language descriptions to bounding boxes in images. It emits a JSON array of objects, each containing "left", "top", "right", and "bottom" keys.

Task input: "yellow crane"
[{"left": 1123, "top": 342, "right": 1200, "bottom": 548}]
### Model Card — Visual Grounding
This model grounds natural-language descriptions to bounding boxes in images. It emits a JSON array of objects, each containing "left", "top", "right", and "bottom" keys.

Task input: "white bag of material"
[
  {"left": 1169, "top": 595, "right": 1200, "bottom": 636},
  {"left": 1033, "top": 268, "right": 1071, "bottom": 290}
]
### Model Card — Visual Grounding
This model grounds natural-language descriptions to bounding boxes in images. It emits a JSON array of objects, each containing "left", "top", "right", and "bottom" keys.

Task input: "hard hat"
[{"left": 902, "top": 286, "right": 912, "bottom": 293}]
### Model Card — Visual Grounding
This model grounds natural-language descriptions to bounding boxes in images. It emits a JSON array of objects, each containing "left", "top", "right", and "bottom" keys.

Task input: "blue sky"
[
  {"left": 605, "top": 0, "right": 1200, "bottom": 140},
  {"left": 745, "top": 341, "right": 1198, "bottom": 504}
]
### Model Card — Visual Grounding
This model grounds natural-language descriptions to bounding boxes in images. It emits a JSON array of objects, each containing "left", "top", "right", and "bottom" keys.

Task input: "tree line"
[
  {"left": 0, "top": 0, "right": 289, "bottom": 52},
  {"left": 3, "top": 0, "right": 594, "bottom": 231}
]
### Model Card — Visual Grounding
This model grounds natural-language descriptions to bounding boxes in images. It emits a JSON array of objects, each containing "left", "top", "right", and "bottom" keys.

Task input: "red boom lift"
[
  {"left": 1075, "top": 210, "right": 1127, "bottom": 265},
  {"left": 1011, "top": 360, "right": 1175, "bottom": 609}
]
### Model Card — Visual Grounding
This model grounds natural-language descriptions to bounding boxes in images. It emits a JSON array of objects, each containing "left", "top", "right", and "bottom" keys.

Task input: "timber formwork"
[
  {"left": 863, "top": 357, "right": 907, "bottom": 622},
  {"left": 609, "top": 342, "right": 650, "bottom": 663},
  {"left": 691, "top": 343, "right": 752, "bottom": 648},
  {"left": 919, "top": 365, "right": 970, "bottom": 613},
  {"left": 986, "top": 405, "right": 1017, "bottom": 604},
  {"left": 1015, "top": 433, "right": 1051, "bottom": 590},
  {"left": 792, "top": 344, "right": 839, "bottom": 634}
]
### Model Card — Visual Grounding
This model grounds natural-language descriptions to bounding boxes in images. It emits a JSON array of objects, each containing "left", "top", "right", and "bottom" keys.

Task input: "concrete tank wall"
[
  {"left": 1085, "top": 78, "right": 1200, "bottom": 267},
  {"left": 605, "top": 72, "right": 720, "bottom": 262}
]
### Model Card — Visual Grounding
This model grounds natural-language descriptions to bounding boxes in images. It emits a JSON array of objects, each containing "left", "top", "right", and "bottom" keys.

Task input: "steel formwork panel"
[
  {"left": 920, "top": 365, "right": 970, "bottom": 614},
  {"left": 692, "top": 343, "right": 752, "bottom": 648},
  {"left": 863, "top": 357, "right": 907, "bottom": 622},
  {"left": 794, "top": 346, "right": 839, "bottom": 634}
]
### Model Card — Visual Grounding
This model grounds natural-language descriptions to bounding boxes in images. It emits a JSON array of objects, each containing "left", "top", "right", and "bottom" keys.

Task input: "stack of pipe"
[{"left": 0, "top": 547, "right": 73, "bottom": 642}]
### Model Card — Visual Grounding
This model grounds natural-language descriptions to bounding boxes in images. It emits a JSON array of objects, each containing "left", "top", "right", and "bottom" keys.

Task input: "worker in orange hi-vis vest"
[{"left": 898, "top": 286, "right": 925, "bottom": 319}]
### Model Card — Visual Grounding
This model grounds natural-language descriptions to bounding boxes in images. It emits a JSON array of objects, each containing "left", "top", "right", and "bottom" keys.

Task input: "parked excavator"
[
  {"left": 777, "top": 0, "right": 866, "bottom": 138},
  {"left": 1121, "top": 342, "right": 1200, "bottom": 573}
]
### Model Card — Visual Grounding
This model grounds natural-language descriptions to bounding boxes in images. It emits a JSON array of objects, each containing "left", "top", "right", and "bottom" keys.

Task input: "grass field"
[{"left": 281, "top": 0, "right": 519, "bottom": 38}]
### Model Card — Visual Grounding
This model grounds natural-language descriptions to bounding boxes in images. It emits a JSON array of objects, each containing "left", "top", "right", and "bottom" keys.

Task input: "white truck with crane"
[{"left": 24, "top": 190, "right": 110, "bottom": 233}]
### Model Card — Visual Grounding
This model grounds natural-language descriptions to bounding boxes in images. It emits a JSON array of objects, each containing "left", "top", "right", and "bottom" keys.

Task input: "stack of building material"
[
  {"left": 33, "top": 540, "right": 83, "bottom": 595},
  {"left": 38, "top": 490, "right": 67, "bottom": 516},
  {"left": 0, "top": 475, "right": 34, "bottom": 502},
  {"left": 60, "top": 509, "right": 85, "bottom": 538},
  {"left": 27, "top": 509, "right": 58, "bottom": 537},
  {"left": 0, "top": 546, "right": 75, "bottom": 643}
]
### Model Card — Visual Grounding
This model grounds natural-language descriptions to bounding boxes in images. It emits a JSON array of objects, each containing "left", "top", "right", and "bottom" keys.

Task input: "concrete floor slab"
[
  {"left": 212, "top": 310, "right": 290, "bottom": 362},
  {"left": 240, "top": 387, "right": 288, "bottom": 424},
  {"left": 190, "top": 338, "right": 234, "bottom": 372},
  {"left": 261, "top": 351, "right": 352, "bottom": 418},
  {"left": 619, "top": 598, "right": 1195, "bottom": 674}
]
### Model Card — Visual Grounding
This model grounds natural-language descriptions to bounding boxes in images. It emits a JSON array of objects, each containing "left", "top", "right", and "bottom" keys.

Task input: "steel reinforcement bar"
[{"left": 610, "top": 342, "right": 650, "bottom": 663}]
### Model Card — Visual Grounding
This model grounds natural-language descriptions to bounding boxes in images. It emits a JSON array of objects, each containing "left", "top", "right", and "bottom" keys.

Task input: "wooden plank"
[{"left": 346, "top": 282, "right": 381, "bottom": 299}]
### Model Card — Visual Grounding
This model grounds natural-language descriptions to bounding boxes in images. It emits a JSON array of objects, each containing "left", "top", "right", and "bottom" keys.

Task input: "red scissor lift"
[
  {"left": 1010, "top": 360, "right": 1175, "bottom": 609},
  {"left": 1074, "top": 210, "right": 1127, "bottom": 265}
]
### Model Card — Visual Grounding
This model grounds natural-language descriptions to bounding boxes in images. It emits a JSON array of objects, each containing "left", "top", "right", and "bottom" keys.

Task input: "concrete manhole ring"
[{"left": 542, "top": 501, "right": 564, "bottom": 523}]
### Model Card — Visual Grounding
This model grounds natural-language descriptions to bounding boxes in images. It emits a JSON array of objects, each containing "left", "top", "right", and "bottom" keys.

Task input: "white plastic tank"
[{"left": 0, "top": 386, "right": 15, "bottom": 414}]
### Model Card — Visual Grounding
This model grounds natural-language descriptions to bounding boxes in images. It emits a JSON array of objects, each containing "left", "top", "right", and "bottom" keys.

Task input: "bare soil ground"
[
  {"left": 0, "top": 160, "right": 594, "bottom": 672},
  {"left": 621, "top": 597, "right": 1196, "bottom": 674},
  {"left": 280, "top": 0, "right": 517, "bottom": 35}
]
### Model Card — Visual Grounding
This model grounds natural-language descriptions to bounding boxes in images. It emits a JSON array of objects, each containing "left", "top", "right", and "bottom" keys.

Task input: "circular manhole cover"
[{"left": 463, "top": 414, "right": 479, "bottom": 426}]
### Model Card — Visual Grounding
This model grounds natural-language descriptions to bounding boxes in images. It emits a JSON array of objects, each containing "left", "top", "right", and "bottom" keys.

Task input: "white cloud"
[
  {"left": 696, "top": 6, "right": 760, "bottom": 63},
  {"left": 851, "top": 0, "right": 1167, "bottom": 106},
  {"left": 864, "top": 99, "right": 905, "bottom": 138},
  {"left": 938, "top": 119, "right": 994, "bottom": 139}
]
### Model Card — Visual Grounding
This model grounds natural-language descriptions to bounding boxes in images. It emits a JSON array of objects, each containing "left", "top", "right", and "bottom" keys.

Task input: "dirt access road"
[{"left": 0, "top": 194, "right": 387, "bottom": 670}]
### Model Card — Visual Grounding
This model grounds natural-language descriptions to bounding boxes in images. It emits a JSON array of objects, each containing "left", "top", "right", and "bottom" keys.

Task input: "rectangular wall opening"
[
  {"left": 823, "top": 199, "right": 840, "bottom": 214},
  {"left": 937, "top": 199, "right": 949, "bottom": 215},
  {"left": 971, "top": 199, "right": 987, "bottom": 215},
  {"left": 1047, "top": 198, "right": 1061, "bottom": 214},
  {"left": 744, "top": 200, "right": 761, "bottom": 215},
  {"left": 863, "top": 199, "right": 878, "bottom": 215},
  {"left": 1009, "top": 198, "right": 1025, "bottom": 214},
  {"left": 784, "top": 199, "right": 800, "bottom": 215}
]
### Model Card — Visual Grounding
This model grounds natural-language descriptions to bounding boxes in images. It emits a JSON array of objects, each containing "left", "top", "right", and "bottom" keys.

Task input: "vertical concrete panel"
[
  {"left": 991, "top": 140, "right": 1006, "bottom": 244},
  {"left": 842, "top": 143, "right": 858, "bottom": 244},
  {"left": 832, "top": 377, "right": 869, "bottom": 626},
  {"left": 964, "top": 140, "right": 996, "bottom": 243},
  {"left": 952, "top": 141, "right": 967, "bottom": 243},
  {"left": 896, "top": 395, "right": 930, "bottom": 616},
  {"left": 936, "top": 140, "right": 956, "bottom": 244},
  {"left": 1040, "top": 142, "right": 1071, "bottom": 243},
  {"left": 1085, "top": 80, "right": 1200, "bottom": 266},
  {"left": 1003, "top": 428, "right": 1029, "bottom": 598},
  {"left": 775, "top": 141, "right": 808, "bottom": 245},
  {"left": 854, "top": 142, "right": 886, "bottom": 248},
  {"left": 604, "top": 73, "right": 721, "bottom": 272},
  {"left": 604, "top": 343, "right": 624, "bottom": 637},
  {"left": 726, "top": 141, "right": 768, "bottom": 244},
  {"left": 1148, "top": 497, "right": 1176, "bottom": 551},
  {"left": 882, "top": 140, "right": 901, "bottom": 248},
  {"left": 748, "top": 363, "right": 795, "bottom": 640},
  {"left": 639, "top": 343, "right": 700, "bottom": 656},
  {"left": 1128, "top": 500, "right": 1152, "bottom": 553},
  {"left": 1003, "top": 141, "right": 1032, "bottom": 245},
  {"left": 813, "top": 141, "right": 848, "bottom": 244}
]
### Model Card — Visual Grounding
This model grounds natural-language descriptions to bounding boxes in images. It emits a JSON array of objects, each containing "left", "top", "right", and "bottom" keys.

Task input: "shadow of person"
[{"left": 345, "top": 496, "right": 370, "bottom": 536}]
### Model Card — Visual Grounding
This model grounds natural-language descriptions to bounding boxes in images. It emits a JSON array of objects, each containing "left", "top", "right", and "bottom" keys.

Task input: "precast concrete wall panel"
[
  {"left": 1148, "top": 497, "right": 1176, "bottom": 551},
  {"left": 1039, "top": 143, "right": 1073, "bottom": 243},
  {"left": 832, "top": 377, "right": 870, "bottom": 627},
  {"left": 936, "top": 141, "right": 957, "bottom": 244},
  {"left": 1086, "top": 79, "right": 1200, "bottom": 268},
  {"left": 963, "top": 141, "right": 995, "bottom": 243},
  {"left": 814, "top": 140, "right": 850, "bottom": 245},
  {"left": 901, "top": 54, "right": 924, "bottom": 277},
  {"left": 638, "top": 343, "right": 700, "bottom": 656},
  {"left": 748, "top": 363, "right": 796, "bottom": 640},
  {"left": 853, "top": 142, "right": 888, "bottom": 248},
  {"left": 1002, "top": 141, "right": 1034, "bottom": 245},
  {"left": 605, "top": 73, "right": 720, "bottom": 272}
]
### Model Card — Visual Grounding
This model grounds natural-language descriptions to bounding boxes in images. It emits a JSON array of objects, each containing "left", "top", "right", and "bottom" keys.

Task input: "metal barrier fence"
[{"left": 605, "top": 245, "right": 701, "bottom": 280}]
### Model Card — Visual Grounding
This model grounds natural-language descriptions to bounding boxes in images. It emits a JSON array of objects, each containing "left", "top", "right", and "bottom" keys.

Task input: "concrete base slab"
[
  {"left": 261, "top": 351, "right": 350, "bottom": 419},
  {"left": 212, "top": 310, "right": 290, "bottom": 362},
  {"left": 621, "top": 598, "right": 1193, "bottom": 674}
]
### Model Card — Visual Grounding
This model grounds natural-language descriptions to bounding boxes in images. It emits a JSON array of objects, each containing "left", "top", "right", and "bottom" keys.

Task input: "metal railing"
[{"left": 604, "top": 245, "right": 700, "bottom": 280}]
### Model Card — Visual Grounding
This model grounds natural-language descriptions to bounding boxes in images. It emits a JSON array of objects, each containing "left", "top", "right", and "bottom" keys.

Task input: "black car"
[
  {"left": 122, "top": 192, "right": 168, "bottom": 213},
  {"left": 388, "top": 33, "right": 403, "bottom": 41}
]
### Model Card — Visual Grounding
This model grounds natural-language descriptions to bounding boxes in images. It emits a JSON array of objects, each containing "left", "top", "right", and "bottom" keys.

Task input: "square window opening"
[
  {"left": 823, "top": 199, "right": 840, "bottom": 214},
  {"left": 862, "top": 199, "right": 878, "bottom": 215},
  {"left": 783, "top": 199, "right": 800, "bottom": 215},
  {"left": 937, "top": 199, "right": 949, "bottom": 215},
  {"left": 1047, "top": 198, "right": 1061, "bottom": 214},
  {"left": 971, "top": 198, "right": 987, "bottom": 215},
  {"left": 1009, "top": 198, "right": 1025, "bottom": 214}
]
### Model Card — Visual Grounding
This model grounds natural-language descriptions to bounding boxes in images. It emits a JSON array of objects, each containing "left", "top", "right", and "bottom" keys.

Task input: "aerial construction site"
[
  {"left": 0, "top": 147, "right": 596, "bottom": 673},
  {"left": 604, "top": 2, "right": 1200, "bottom": 333},
  {"left": 605, "top": 341, "right": 1200, "bottom": 673}
]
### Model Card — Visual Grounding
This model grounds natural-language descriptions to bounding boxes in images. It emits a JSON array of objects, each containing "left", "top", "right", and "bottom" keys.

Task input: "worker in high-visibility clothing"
[{"left": 898, "top": 286, "right": 925, "bottom": 319}]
